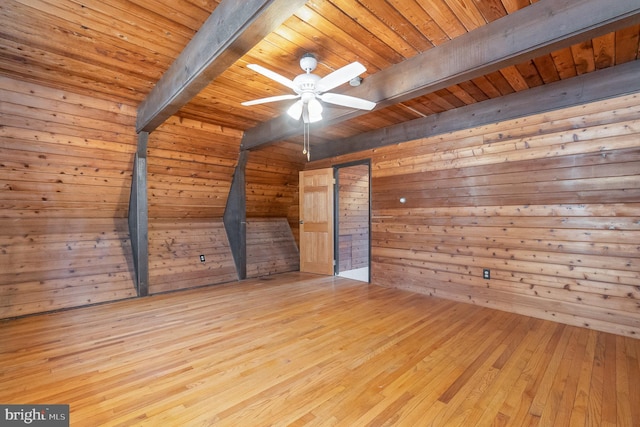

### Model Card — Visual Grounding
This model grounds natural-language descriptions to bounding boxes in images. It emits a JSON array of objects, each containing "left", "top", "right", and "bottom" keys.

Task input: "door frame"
[{"left": 333, "top": 159, "right": 372, "bottom": 282}]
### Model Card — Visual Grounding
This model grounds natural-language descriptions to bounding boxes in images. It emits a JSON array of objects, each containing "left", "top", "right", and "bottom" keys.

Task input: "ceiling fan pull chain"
[
  {"left": 303, "top": 122, "right": 310, "bottom": 161},
  {"left": 302, "top": 122, "right": 307, "bottom": 155}
]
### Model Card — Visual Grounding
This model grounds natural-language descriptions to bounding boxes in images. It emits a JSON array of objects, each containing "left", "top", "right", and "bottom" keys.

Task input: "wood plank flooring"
[{"left": 1, "top": 272, "right": 639, "bottom": 426}]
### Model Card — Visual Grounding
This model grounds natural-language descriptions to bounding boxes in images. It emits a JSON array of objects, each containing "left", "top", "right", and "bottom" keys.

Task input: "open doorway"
[{"left": 335, "top": 161, "right": 370, "bottom": 282}]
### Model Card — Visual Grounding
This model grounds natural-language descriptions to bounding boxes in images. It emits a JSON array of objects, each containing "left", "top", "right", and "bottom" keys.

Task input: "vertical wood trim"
[
  {"left": 333, "top": 167, "right": 340, "bottom": 275},
  {"left": 224, "top": 150, "right": 248, "bottom": 280},
  {"left": 128, "top": 132, "right": 149, "bottom": 296}
]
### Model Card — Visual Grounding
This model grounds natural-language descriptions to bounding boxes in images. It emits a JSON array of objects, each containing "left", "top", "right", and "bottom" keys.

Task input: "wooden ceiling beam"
[
  {"left": 312, "top": 60, "right": 640, "bottom": 160},
  {"left": 241, "top": 0, "right": 640, "bottom": 150},
  {"left": 136, "top": 0, "right": 307, "bottom": 133}
]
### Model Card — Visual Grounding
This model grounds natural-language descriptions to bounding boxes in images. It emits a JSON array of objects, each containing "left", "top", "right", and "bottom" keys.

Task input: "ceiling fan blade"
[
  {"left": 241, "top": 94, "right": 299, "bottom": 106},
  {"left": 316, "top": 62, "right": 366, "bottom": 93},
  {"left": 318, "top": 93, "right": 376, "bottom": 110},
  {"left": 247, "top": 64, "right": 296, "bottom": 90}
]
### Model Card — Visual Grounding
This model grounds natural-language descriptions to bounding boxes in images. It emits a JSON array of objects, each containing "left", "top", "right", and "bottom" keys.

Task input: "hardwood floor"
[{"left": 1, "top": 272, "right": 639, "bottom": 426}]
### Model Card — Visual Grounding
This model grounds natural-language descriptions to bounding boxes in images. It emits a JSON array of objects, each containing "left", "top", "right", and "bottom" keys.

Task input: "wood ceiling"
[{"left": 2, "top": 0, "right": 640, "bottom": 158}]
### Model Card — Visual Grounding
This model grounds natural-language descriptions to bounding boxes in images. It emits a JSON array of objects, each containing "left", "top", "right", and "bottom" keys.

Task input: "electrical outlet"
[
  {"left": 483, "top": 268, "right": 490, "bottom": 280},
  {"left": 199, "top": 254, "right": 206, "bottom": 262}
]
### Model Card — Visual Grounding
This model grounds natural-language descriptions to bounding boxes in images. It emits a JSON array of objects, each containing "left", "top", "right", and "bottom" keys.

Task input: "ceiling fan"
[{"left": 241, "top": 53, "right": 376, "bottom": 124}]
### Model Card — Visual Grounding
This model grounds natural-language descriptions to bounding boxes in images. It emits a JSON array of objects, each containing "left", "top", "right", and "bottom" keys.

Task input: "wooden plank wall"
[
  {"left": 0, "top": 76, "right": 305, "bottom": 313},
  {"left": 244, "top": 142, "right": 305, "bottom": 277},
  {"left": 337, "top": 164, "right": 369, "bottom": 273},
  {"left": 146, "top": 119, "right": 241, "bottom": 294},
  {"left": 0, "top": 77, "right": 137, "bottom": 318},
  {"left": 148, "top": 219, "right": 236, "bottom": 293},
  {"left": 246, "top": 218, "right": 299, "bottom": 277},
  {"left": 309, "top": 93, "right": 640, "bottom": 338},
  {"left": 246, "top": 141, "right": 305, "bottom": 236}
]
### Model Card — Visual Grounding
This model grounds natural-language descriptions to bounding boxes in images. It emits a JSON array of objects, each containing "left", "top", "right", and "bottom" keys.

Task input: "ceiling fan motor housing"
[
  {"left": 293, "top": 73, "right": 321, "bottom": 93},
  {"left": 300, "top": 53, "right": 317, "bottom": 73}
]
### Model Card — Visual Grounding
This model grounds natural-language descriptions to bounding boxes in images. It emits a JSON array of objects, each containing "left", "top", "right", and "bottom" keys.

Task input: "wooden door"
[{"left": 299, "top": 168, "right": 335, "bottom": 275}]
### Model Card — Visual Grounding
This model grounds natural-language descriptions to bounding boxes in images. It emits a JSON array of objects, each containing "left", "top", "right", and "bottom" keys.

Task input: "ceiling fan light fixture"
[
  {"left": 287, "top": 100, "right": 303, "bottom": 120},
  {"left": 307, "top": 98, "right": 323, "bottom": 123}
]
